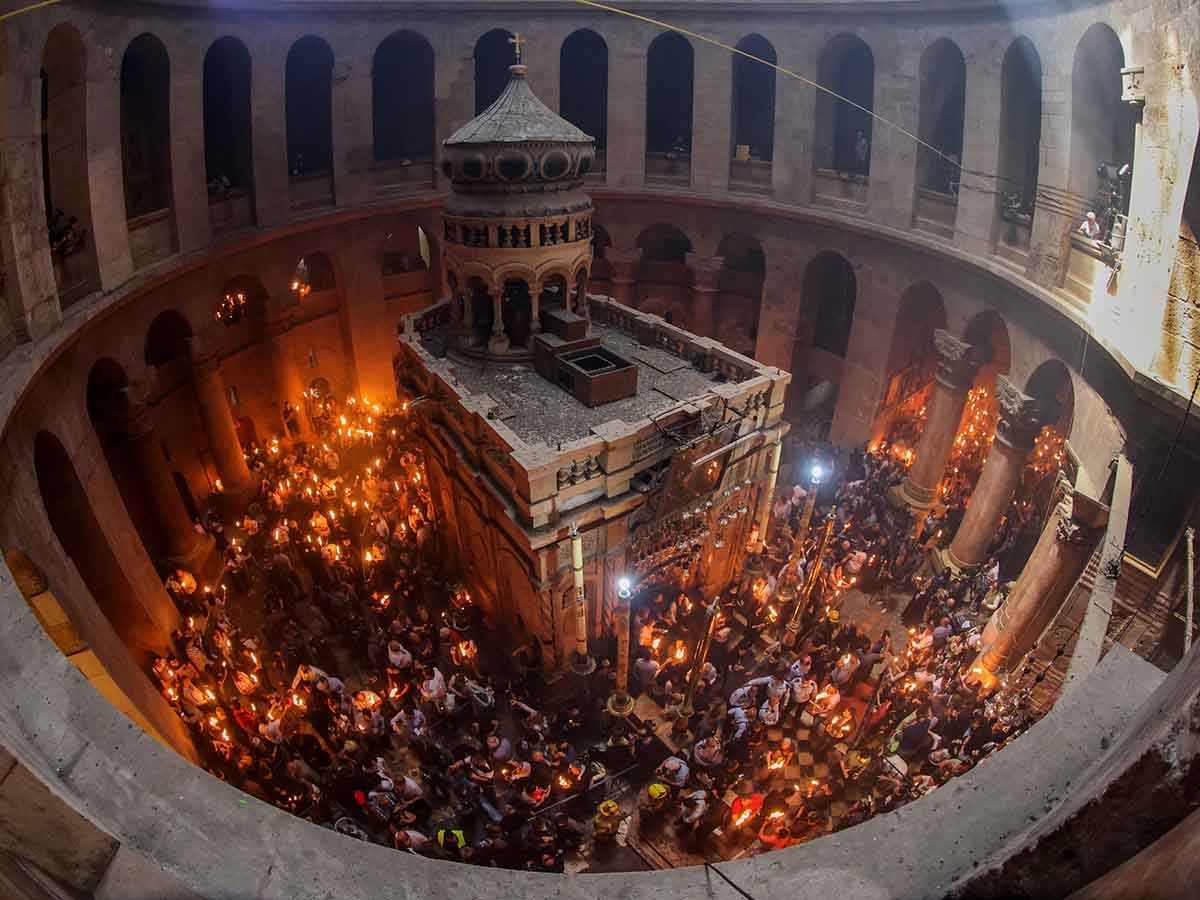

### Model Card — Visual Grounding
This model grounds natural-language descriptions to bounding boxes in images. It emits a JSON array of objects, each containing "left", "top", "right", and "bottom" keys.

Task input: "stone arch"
[
  {"left": 646, "top": 33, "right": 694, "bottom": 156},
  {"left": 636, "top": 223, "right": 692, "bottom": 314},
  {"left": 1069, "top": 24, "right": 1136, "bottom": 226},
  {"left": 731, "top": 34, "right": 776, "bottom": 162},
  {"left": 814, "top": 34, "right": 874, "bottom": 175},
  {"left": 373, "top": 31, "right": 435, "bottom": 164},
  {"left": 203, "top": 36, "right": 255, "bottom": 229},
  {"left": 998, "top": 37, "right": 1043, "bottom": 223},
  {"left": 1025, "top": 359, "right": 1075, "bottom": 436},
  {"left": 474, "top": 29, "right": 514, "bottom": 115},
  {"left": 917, "top": 38, "right": 967, "bottom": 195},
  {"left": 963, "top": 311, "right": 1012, "bottom": 385},
  {"left": 121, "top": 33, "right": 177, "bottom": 263},
  {"left": 715, "top": 233, "right": 765, "bottom": 357},
  {"left": 286, "top": 36, "right": 335, "bottom": 179},
  {"left": 294, "top": 251, "right": 338, "bottom": 295},
  {"left": 807, "top": 251, "right": 857, "bottom": 359},
  {"left": 220, "top": 274, "right": 270, "bottom": 323},
  {"left": 34, "top": 430, "right": 164, "bottom": 663},
  {"left": 561, "top": 30, "right": 608, "bottom": 157},
  {"left": 876, "top": 282, "right": 947, "bottom": 433},
  {"left": 42, "top": 23, "right": 99, "bottom": 307},
  {"left": 144, "top": 309, "right": 194, "bottom": 368}
]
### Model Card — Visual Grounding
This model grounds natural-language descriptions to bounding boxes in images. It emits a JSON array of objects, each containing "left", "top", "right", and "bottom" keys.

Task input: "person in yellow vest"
[
  {"left": 436, "top": 828, "right": 466, "bottom": 860},
  {"left": 592, "top": 799, "right": 622, "bottom": 841}
]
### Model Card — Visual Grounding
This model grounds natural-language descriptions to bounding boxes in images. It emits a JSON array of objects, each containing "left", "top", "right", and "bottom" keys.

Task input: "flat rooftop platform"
[{"left": 423, "top": 320, "right": 734, "bottom": 445}]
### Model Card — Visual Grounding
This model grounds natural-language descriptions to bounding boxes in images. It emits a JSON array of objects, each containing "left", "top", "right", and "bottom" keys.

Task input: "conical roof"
[{"left": 445, "top": 65, "right": 593, "bottom": 146}]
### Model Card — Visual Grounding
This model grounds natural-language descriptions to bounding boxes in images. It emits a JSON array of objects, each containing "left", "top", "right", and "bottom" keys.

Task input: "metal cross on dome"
[{"left": 508, "top": 32, "right": 525, "bottom": 64}]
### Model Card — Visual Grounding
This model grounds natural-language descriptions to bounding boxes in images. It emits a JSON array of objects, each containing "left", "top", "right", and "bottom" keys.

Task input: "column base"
[
  {"left": 606, "top": 692, "right": 635, "bottom": 718},
  {"left": 929, "top": 545, "right": 979, "bottom": 578},
  {"left": 487, "top": 333, "right": 510, "bottom": 354},
  {"left": 570, "top": 652, "right": 596, "bottom": 676},
  {"left": 888, "top": 479, "right": 939, "bottom": 512}
]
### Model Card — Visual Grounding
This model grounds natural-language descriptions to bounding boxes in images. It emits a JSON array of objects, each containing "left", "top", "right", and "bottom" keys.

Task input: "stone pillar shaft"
[
  {"left": 895, "top": 331, "right": 985, "bottom": 510},
  {"left": 756, "top": 438, "right": 782, "bottom": 540},
  {"left": 977, "top": 477, "right": 1108, "bottom": 676},
  {"left": 125, "top": 405, "right": 204, "bottom": 561},
  {"left": 606, "top": 248, "right": 641, "bottom": 307},
  {"left": 944, "top": 376, "right": 1044, "bottom": 570},
  {"left": 192, "top": 358, "right": 252, "bottom": 493},
  {"left": 268, "top": 316, "right": 312, "bottom": 439},
  {"left": 686, "top": 253, "right": 724, "bottom": 338}
]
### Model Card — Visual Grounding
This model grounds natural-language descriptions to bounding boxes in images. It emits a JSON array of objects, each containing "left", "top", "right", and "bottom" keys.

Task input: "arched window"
[
  {"left": 144, "top": 310, "right": 193, "bottom": 367},
  {"left": 373, "top": 31, "right": 435, "bottom": 164},
  {"left": 560, "top": 30, "right": 608, "bottom": 161},
  {"left": 998, "top": 38, "right": 1043, "bottom": 225},
  {"left": 203, "top": 37, "right": 255, "bottom": 232},
  {"left": 42, "top": 24, "right": 99, "bottom": 305},
  {"left": 120, "top": 34, "right": 172, "bottom": 219},
  {"left": 808, "top": 252, "right": 857, "bottom": 358},
  {"left": 917, "top": 39, "right": 966, "bottom": 195},
  {"left": 814, "top": 35, "right": 874, "bottom": 176},
  {"left": 1069, "top": 25, "right": 1136, "bottom": 231},
  {"left": 286, "top": 36, "right": 335, "bottom": 179},
  {"left": 731, "top": 35, "right": 776, "bottom": 162},
  {"left": 646, "top": 32, "right": 693, "bottom": 182},
  {"left": 475, "top": 29, "right": 514, "bottom": 115}
]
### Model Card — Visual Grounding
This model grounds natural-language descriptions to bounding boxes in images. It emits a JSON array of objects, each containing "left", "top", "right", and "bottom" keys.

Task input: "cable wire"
[{"left": 0, "top": 0, "right": 62, "bottom": 23}]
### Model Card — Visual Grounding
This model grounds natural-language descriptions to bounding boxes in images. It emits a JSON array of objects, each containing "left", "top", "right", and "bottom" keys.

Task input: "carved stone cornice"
[
  {"left": 932, "top": 329, "right": 986, "bottom": 390},
  {"left": 685, "top": 253, "right": 725, "bottom": 292},
  {"left": 994, "top": 375, "right": 1044, "bottom": 450}
]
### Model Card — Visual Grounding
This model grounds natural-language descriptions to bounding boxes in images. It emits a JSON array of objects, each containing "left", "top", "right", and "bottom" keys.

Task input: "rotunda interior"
[{"left": 0, "top": 2, "right": 1199, "bottom": 899}]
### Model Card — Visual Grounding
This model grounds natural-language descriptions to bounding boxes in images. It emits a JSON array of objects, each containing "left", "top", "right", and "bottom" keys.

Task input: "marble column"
[
  {"left": 191, "top": 353, "right": 253, "bottom": 495},
  {"left": 975, "top": 474, "right": 1108, "bottom": 679},
  {"left": 124, "top": 401, "right": 207, "bottom": 563},
  {"left": 267, "top": 314, "right": 312, "bottom": 439},
  {"left": 606, "top": 248, "right": 641, "bottom": 308},
  {"left": 686, "top": 253, "right": 724, "bottom": 338},
  {"left": 891, "top": 330, "right": 986, "bottom": 510},
  {"left": 938, "top": 376, "right": 1044, "bottom": 572}
]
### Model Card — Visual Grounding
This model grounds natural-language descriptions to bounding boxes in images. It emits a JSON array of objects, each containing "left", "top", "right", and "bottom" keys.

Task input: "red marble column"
[
  {"left": 124, "top": 401, "right": 208, "bottom": 563},
  {"left": 606, "top": 248, "right": 641, "bottom": 308},
  {"left": 976, "top": 474, "right": 1108, "bottom": 679},
  {"left": 892, "top": 330, "right": 986, "bottom": 510},
  {"left": 191, "top": 353, "right": 254, "bottom": 495},
  {"left": 939, "top": 375, "right": 1044, "bottom": 572},
  {"left": 686, "top": 252, "right": 724, "bottom": 338}
]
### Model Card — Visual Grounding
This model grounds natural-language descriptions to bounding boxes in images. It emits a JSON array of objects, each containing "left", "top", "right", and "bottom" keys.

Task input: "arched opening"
[
  {"left": 715, "top": 233, "right": 765, "bottom": 357},
  {"left": 121, "top": 33, "right": 176, "bottom": 267},
  {"left": 539, "top": 273, "right": 569, "bottom": 319},
  {"left": 636, "top": 224, "right": 692, "bottom": 321},
  {"left": 917, "top": 39, "right": 966, "bottom": 196},
  {"left": 217, "top": 275, "right": 269, "bottom": 329},
  {"left": 963, "top": 310, "right": 1012, "bottom": 396},
  {"left": 730, "top": 34, "right": 776, "bottom": 191},
  {"left": 381, "top": 228, "right": 433, "bottom": 304},
  {"left": 813, "top": 34, "right": 874, "bottom": 189},
  {"left": 286, "top": 36, "right": 335, "bottom": 207},
  {"left": 34, "top": 431, "right": 162, "bottom": 662},
  {"left": 1069, "top": 24, "right": 1136, "bottom": 243},
  {"left": 1025, "top": 360, "right": 1075, "bottom": 437},
  {"left": 645, "top": 33, "right": 694, "bottom": 185},
  {"left": 878, "top": 282, "right": 947, "bottom": 443},
  {"left": 788, "top": 251, "right": 857, "bottom": 425},
  {"left": 466, "top": 277, "right": 493, "bottom": 347},
  {"left": 560, "top": 30, "right": 608, "bottom": 173},
  {"left": 203, "top": 37, "right": 255, "bottom": 234},
  {"left": 997, "top": 37, "right": 1043, "bottom": 252},
  {"left": 501, "top": 278, "right": 534, "bottom": 348},
  {"left": 293, "top": 252, "right": 337, "bottom": 297},
  {"left": 41, "top": 24, "right": 99, "bottom": 307},
  {"left": 475, "top": 29, "right": 515, "bottom": 115},
  {"left": 373, "top": 31, "right": 436, "bottom": 191},
  {"left": 144, "top": 309, "right": 194, "bottom": 368}
]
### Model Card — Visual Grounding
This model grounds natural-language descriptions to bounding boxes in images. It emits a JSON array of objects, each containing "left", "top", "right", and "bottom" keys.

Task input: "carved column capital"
[
  {"left": 607, "top": 248, "right": 642, "bottom": 282},
  {"left": 932, "top": 329, "right": 987, "bottom": 390},
  {"left": 1053, "top": 473, "right": 1110, "bottom": 545},
  {"left": 995, "top": 375, "right": 1044, "bottom": 450},
  {"left": 685, "top": 253, "right": 725, "bottom": 292}
]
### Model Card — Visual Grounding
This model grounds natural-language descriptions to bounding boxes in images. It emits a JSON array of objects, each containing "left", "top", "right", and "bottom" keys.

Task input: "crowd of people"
[{"left": 144, "top": 392, "right": 1048, "bottom": 870}]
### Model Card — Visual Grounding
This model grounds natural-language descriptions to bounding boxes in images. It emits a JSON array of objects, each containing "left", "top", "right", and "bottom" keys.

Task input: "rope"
[
  {"left": 704, "top": 860, "right": 760, "bottom": 900},
  {"left": 0, "top": 0, "right": 62, "bottom": 23},
  {"left": 570, "top": 0, "right": 1098, "bottom": 209}
]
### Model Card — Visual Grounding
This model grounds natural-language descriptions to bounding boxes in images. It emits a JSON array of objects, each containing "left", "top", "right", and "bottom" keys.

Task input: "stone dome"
[{"left": 442, "top": 64, "right": 595, "bottom": 218}]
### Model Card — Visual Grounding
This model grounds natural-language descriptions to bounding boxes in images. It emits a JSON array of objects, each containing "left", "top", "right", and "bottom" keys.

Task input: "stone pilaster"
[
  {"left": 686, "top": 253, "right": 724, "bottom": 338},
  {"left": 191, "top": 350, "right": 254, "bottom": 495},
  {"left": 606, "top": 248, "right": 642, "bottom": 308}
]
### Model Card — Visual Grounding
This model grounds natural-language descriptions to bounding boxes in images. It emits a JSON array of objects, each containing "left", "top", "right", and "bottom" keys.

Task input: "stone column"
[
  {"left": 169, "top": 51, "right": 211, "bottom": 254},
  {"left": 606, "top": 248, "right": 641, "bottom": 307},
  {"left": 686, "top": 253, "right": 724, "bottom": 338},
  {"left": 488, "top": 289, "right": 509, "bottom": 353},
  {"left": 976, "top": 474, "right": 1108, "bottom": 679},
  {"left": 85, "top": 64, "right": 135, "bottom": 289},
  {"left": 267, "top": 314, "right": 312, "bottom": 439},
  {"left": 756, "top": 437, "right": 782, "bottom": 540},
  {"left": 191, "top": 353, "right": 253, "bottom": 495},
  {"left": 530, "top": 279, "right": 542, "bottom": 335},
  {"left": 939, "top": 376, "right": 1044, "bottom": 572},
  {"left": 124, "top": 401, "right": 207, "bottom": 563},
  {"left": 891, "top": 330, "right": 986, "bottom": 510}
]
